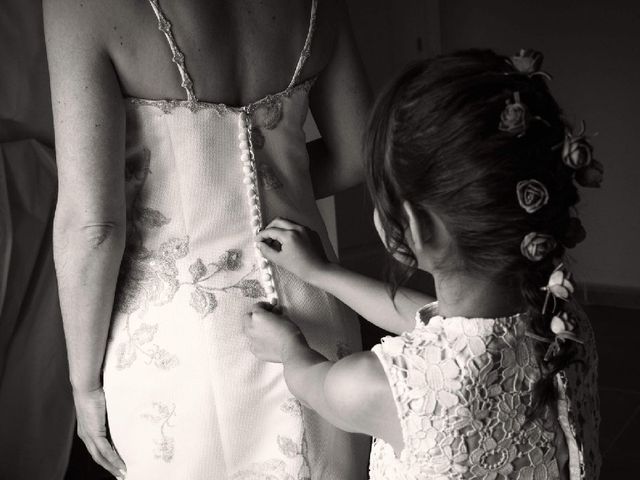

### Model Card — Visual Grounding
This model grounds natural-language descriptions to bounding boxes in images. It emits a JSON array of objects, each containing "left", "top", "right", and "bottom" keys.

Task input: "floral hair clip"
[
  {"left": 520, "top": 232, "right": 557, "bottom": 262},
  {"left": 508, "top": 49, "right": 553, "bottom": 80},
  {"left": 561, "top": 122, "right": 593, "bottom": 169},
  {"left": 526, "top": 310, "right": 584, "bottom": 361},
  {"left": 499, "top": 92, "right": 529, "bottom": 136},
  {"left": 562, "top": 217, "right": 587, "bottom": 248},
  {"left": 541, "top": 262, "right": 574, "bottom": 314},
  {"left": 499, "top": 91, "right": 550, "bottom": 137},
  {"left": 545, "top": 311, "right": 584, "bottom": 361},
  {"left": 517, "top": 179, "right": 549, "bottom": 213},
  {"left": 560, "top": 122, "right": 604, "bottom": 188}
]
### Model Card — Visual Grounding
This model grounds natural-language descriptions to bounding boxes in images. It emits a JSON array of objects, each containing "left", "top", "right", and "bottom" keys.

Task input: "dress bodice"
[
  {"left": 369, "top": 303, "right": 600, "bottom": 480},
  {"left": 104, "top": 2, "right": 369, "bottom": 479},
  {"left": 118, "top": 0, "right": 326, "bottom": 309}
]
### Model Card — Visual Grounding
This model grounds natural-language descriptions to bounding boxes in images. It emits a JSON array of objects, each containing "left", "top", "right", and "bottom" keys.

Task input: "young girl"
[{"left": 244, "top": 49, "right": 601, "bottom": 479}]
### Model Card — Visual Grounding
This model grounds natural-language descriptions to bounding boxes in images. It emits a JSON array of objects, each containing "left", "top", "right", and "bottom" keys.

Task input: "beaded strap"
[
  {"left": 287, "top": 0, "right": 318, "bottom": 90},
  {"left": 147, "top": 0, "right": 198, "bottom": 106},
  {"left": 237, "top": 110, "right": 279, "bottom": 305}
]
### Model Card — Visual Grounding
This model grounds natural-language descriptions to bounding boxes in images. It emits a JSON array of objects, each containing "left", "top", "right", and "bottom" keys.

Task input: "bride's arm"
[
  {"left": 307, "top": 0, "right": 372, "bottom": 199},
  {"left": 44, "top": 1, "right": 126, "bottom": 477}
]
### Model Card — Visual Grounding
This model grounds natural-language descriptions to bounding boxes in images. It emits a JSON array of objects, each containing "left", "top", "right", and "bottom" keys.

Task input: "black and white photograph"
[{"left": 0, "top": 0, "right": 638, "bottom": 479}]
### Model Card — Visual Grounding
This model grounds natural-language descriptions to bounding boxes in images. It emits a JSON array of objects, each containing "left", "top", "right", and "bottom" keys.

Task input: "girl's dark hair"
[{"left": 364, "top": 49, "right": 582, "bottom": 416}]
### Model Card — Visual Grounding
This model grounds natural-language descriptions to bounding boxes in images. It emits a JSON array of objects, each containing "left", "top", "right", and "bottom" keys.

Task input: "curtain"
[{"left": 0, "top": 1, "right": 74, "bottom": 479}]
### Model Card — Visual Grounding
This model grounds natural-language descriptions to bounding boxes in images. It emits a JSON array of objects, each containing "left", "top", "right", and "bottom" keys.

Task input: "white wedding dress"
[{"left": 102, "top": 1, "right": 368, "bottom": 478}]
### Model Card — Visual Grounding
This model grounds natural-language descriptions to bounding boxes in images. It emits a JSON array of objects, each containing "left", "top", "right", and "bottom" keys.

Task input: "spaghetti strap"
[
  {"left": 147, "top": 0, "right": 198, "bottom": 104},
  {"left": 287, "top": 0, "right": 318, "bottom": 90}
]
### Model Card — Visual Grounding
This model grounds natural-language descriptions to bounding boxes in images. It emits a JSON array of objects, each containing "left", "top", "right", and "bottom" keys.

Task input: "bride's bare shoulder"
[{"left": 42, "top": 0, "right": 142, "bottom": 51}]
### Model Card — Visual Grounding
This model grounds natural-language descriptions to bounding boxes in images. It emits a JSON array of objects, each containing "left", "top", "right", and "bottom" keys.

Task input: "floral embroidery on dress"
[
  {"left": 114, "top": 149, "right": 267, "bottom": 370},
  {"left": 278, "top": 397, "right": 311, "bottom": 480},
  {"left": 370, "top": 305, "right": 600, "bottom": 480},
  {"left": 336, "top": 341, "right": 351, "bottom": 360},
  {"left": 141, "top": 401, "right": 176, "bottom": 463},
  {"left": 229, "top": 459, "right": 295, "bottom": 480},
  {"left": 253, "top": 97, "right": 283, "bottom": 130},
  {"left": 251, "top": 127, "right": 266, "bottom": 150},
  {"left": 116, "top": 319, "right": 179, "bottom": 370},
  {"left": 258, "top": 163, "right": 283, "bottom": 190}
]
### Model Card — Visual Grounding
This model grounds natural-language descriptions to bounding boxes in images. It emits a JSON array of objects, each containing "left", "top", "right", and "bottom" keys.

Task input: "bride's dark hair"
[{"left": 364, "top": 49, "right": 584, "bottom": 416}]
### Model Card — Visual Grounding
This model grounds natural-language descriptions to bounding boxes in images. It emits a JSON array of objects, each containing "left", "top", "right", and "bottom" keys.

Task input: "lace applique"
[
  {"left": 147, "top": 0, "right": 197, "bottom": 105},
  {"left": 227, "top": 399, "right": 311, "bottom": 480},
  {"left": 126, "top": 76, "right": 316, "bottom": 116},
  {"left": 229, "top": 460, "right": 295, "bottom": 480},
  {"left": 114, "top": 148, "right": 267, "bottom": 369},
  {"left": 288, "top": 0, "right": 318, "bottom": 89},
  {"left": 141, "top": 401, "right": 176, "bottom": 463},
  {"left": 258, "top": 163, "right": 283, "bottom": 190},
  {"left": 336, "top": 342, "right": 352, "bottom": 359},
  {"left": 116, "top": 319, "right": 179, "bottom": 370},
  {"left": 254, "top": 97, "right": 283, "bottom": 130},
  {"left": 278, "top": 397, "right": 311, "bottom": 479},
  {"left": 369, "top": 311, "right": 576, "bottom": 480}
]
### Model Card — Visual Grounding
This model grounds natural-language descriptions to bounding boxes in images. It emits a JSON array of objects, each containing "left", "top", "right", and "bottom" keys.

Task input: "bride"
[{"left": 44, "top": 0, "right": 371, "bottom": 478}]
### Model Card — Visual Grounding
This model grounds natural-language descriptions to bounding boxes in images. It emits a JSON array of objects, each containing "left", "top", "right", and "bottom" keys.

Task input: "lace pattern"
[
  {"left": 288, "top": 0, "right": 318, "bottom": 89},
  {"left": 126, "top": 76, "right": 316, "bottom": 115},
  {"left": 147, "top": 0, "right": 197, "bottom": 106},
  {"left": 140, "top": 0, "right": 318, "bottom": 115},
  {"left": 369, "top": 303, "right": 600, "bottom": 480}
]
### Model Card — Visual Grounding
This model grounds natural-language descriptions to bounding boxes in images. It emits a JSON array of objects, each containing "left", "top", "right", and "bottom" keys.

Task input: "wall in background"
[
  {"left": 439, "top": 0, "right": 640, "bottom": 303},
  {"left": 337, "top": 0, "right": 438, "bottom": 284}
]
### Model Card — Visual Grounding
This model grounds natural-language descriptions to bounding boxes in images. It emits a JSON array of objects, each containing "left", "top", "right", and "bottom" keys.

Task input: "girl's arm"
[
  {"left": 44, "top": 1, "right": 126, "bottom": 477},
  {"left": 256, "top": 219, "right": 434, "bottom": 334},
  {"left": 308, "top": 0, "right": 372, "bottom": 199},
  {"left": 244, "top": 306, "right": 403, "bottom": 451}
]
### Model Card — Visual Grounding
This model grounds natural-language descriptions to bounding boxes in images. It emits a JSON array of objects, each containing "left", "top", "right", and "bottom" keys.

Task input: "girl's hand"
[
  {"left": 73, "top": 387, "right": 126, "bottom": 479},
  {"left": 244, "top": 302, "right": 307, "bottom": 363},
  {"left": 256, "top": 218, "right": 330, "bottom": 282}
]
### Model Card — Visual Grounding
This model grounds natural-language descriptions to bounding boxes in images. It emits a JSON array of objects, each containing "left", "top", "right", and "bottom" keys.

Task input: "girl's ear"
[
  {"left": 403, "top": 201, "right": 429, "bottom": 251},
  {"left": 402, "top": 201, "right": 450, "bottom": 253}
]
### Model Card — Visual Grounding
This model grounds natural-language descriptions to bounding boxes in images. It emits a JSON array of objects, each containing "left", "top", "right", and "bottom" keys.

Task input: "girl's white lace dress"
[
  {"left": 369, "top": 303, "right": 600, "bottom": 480},
  {"left": 101, "top": 1, "right": 368, "bottom": 478}
]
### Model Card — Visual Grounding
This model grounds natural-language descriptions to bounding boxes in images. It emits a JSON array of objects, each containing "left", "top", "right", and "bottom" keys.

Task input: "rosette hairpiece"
[
  {"left": 562, "top": 217, "right": 587, "bottom": 248},
  {"left": 508, "top": 49, "right": 553, "bottom": 80},
  {"left": 499, "top": 92, "right": 529, "bottom": 136},
  {"left": 557, "top": 121, "right": 604, "bottom": 188},
  {"left": 498, "top": 91, "right": 551, "bottom": 137},
  {"left": 561, "top": 121, "right": 593, "bottom": 170},
  {"left": 517, "top": 179, "right": 549, "bottom": 214},
  {"left": 520, "top": 232, "right": 557, "bottom": 262}
]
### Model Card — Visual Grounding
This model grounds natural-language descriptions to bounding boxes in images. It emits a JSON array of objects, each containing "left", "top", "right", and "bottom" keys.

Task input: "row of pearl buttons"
[{"left": 238, "top": 111, "right": 278, "bottom": 305}]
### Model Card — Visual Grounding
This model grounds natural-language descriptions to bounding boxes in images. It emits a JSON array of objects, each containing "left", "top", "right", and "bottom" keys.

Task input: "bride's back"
[{"left": 84, "top": 0, "right": 337, "bottom": 105}]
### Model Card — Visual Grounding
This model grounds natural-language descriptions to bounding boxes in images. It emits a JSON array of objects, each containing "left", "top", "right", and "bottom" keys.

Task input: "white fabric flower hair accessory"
[
  {"left": 517, "top": 179, "right": 549, "bottom": 214},
  {"left": 541, "top": 262, "right": 574, "bottom": 314},
  {"left": 543, "top": 311, "right": 584, "bottom": 361}
]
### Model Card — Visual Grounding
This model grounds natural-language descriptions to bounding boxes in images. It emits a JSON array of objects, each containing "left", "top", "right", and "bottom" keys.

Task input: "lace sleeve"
[{"left": 371, "top": 333, "right": 415, "bottom": 446}]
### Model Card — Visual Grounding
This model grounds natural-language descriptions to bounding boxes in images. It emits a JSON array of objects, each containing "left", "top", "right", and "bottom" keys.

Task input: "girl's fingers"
[
  {"left": 266, "top": 217, "right": 305, "bottom": 232},
  {"left": 255, "top": 226, "right": 290, "bottom": 245},
  {"left": 256, "top": 241, "right": 277, "bottom": 262}
]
